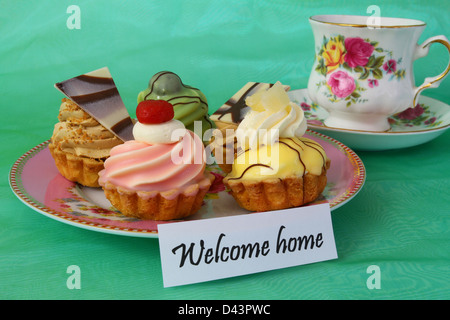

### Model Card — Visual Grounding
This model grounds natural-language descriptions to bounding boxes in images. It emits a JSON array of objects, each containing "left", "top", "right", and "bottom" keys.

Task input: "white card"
[{"left": 158, "top": 203, "right": 337, "bottom": 287}]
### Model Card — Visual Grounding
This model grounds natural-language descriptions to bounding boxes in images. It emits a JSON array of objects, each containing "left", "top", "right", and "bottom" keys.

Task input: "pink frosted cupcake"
[{"left": 98, "top": 100, "right": 214, "bottom": 220}]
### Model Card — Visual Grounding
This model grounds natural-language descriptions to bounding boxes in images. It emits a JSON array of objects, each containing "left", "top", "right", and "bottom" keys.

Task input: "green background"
[{"left": 1, "top": 0, "right": 449, "bottom": 299}]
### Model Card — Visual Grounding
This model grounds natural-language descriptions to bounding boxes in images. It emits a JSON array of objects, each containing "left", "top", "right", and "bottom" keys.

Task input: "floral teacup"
[{"left": 307, "top": 15, "right": 450, "bottom": 131}]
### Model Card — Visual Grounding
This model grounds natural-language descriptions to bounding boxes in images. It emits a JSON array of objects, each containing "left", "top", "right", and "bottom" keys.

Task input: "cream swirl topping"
[
  {"left": 51, "top": 98, "right": 122, "bottom": 159},
  {"left": 236, "top": 81, "right": 307, "bottom": 150},
  {"left": 132, "top": 119, "right": 186, "bottom": 144},
  {"left": 98, "top": 130, "right": 207, "bottom": 193}
]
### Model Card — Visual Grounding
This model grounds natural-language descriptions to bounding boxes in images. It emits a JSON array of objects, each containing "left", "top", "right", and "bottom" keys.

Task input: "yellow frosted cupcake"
[
  {"left": 209, "top": 82, "right": 290, "bottom": 173},
  {"left": 223, "top": 82, "right": 330, "bottom": 212}
]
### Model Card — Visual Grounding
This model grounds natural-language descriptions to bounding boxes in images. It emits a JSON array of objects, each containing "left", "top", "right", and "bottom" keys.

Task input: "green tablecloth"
[{"left": 2, "top": 0, "right": 449, "bottom": 300}]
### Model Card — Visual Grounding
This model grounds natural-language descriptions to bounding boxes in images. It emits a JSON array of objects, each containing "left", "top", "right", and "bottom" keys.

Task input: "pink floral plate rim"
[
  {"left": 289, "top": 89, "right": 450, "bottom": 135},
  {"left": 9, "top": 130, "right": 365, "bottom": 238}
]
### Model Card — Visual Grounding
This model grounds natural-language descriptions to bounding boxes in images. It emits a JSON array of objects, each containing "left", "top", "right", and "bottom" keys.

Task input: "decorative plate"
[
  {"left": 9, "top": 130, "right": 365, "bottom": 238},
  {"left": 289, "top": 89, "right": 450, "bottom": 151}
]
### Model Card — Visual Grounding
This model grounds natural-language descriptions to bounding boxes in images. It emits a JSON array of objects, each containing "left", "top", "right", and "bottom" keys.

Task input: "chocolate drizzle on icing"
[
  {"left": 228, "top": 164, "right": 273, "bottom": 180},
  {"left": 286, "top": 138, "right": 304, "bottom": 150},
  {"left": 144, "top": 71, "right": 205, "bottom": 105},
  {"left": 203, "top": 115, "right": 214, "bottom": 128},
  {"left": 231, "top": 138, "right": 327, "bottom": 180},
  {"left": 302, "top": 139, "right": 328, "bottom": 171},
  {"left": 140, "top": 71, "right": 213, "bottom": 132},
  {"left": 167, "top": 95, "right": 208, "bottom": 107},
  {"left": 144, "top": 71, "right": 171, "bottom": 99},
  {"left": 54, "top": 67, "right": 134, "bottom": 142},
  {"left": 278, "top": 140, "right": 306, "bottom": 173},
  {"left": 281, "top": 138, "right": 328, "bottom": 172}
]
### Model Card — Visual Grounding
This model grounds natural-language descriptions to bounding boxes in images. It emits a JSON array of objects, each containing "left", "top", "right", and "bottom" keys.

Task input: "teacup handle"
[{"left": 413, "top": 35, "right": 450, "bottom": 106}]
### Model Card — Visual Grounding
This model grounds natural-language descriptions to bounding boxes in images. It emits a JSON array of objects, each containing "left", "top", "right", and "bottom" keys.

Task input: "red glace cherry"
[{"left": 136, "top": 100, "right": 174, "bottom": 124}]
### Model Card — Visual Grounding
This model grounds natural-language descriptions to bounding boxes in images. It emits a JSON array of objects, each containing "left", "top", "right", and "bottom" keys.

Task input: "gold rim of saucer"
[
  {"left": 308, "top": 121, "right": 450, "bottom": 135},
  {"left": 309, "top": 15, "right": 426, "bottom": 29}
]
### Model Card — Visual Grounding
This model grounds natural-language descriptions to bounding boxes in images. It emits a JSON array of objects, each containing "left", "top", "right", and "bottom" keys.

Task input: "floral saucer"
[{"left": 288, "top": 89, "right": 450, "bottom": 151}]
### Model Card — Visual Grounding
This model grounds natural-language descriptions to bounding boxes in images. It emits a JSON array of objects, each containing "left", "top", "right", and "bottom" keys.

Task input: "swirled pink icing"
[{"left": 98, "top": 130, "right": 207, "bottom": 193}]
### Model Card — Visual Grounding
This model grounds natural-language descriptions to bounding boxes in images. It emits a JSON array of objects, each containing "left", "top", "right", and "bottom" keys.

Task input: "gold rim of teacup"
[{"left": 310, "top": 15, "right": 426, "bottom": 29}]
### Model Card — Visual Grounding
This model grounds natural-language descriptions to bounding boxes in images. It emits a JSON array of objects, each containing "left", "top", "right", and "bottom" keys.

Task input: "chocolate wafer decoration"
[
  {"left": 211, "top": 82, "right": 291, "bottom": 124},
  {"left": 214, "top": 82, "right": 260, "bottom": 123},
  {"left": 54, "top": 67, "right": 134, "bottom": 142}
]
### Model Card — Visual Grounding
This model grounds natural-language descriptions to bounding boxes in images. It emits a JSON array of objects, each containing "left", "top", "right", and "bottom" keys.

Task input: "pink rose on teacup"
[
  {"left": 383, "top": 59, "right": 397, "bottom": 73},
  {"left": 344, "top": 37, "right": 375, "bottom": 68},
  {"left": 327, "top": 70, "right": 356, "bottom": 98}
]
